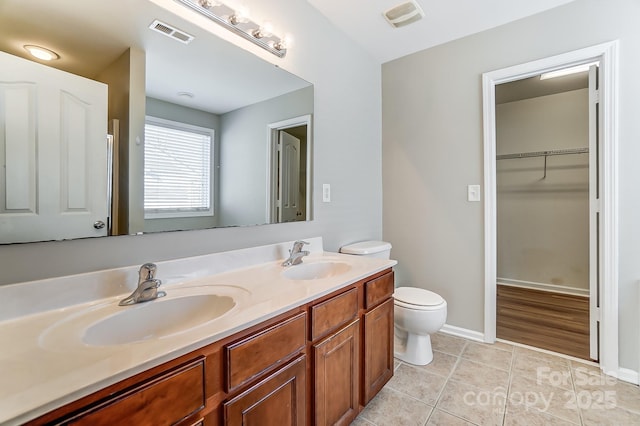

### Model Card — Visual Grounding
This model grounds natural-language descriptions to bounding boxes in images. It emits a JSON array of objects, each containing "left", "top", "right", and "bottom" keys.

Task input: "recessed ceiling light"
[
  {"left": 177, "top": 91, "right": 195, "bottom": 98},
  {"left": 24, "top": 45, "right": 60, "bottom": 61}
]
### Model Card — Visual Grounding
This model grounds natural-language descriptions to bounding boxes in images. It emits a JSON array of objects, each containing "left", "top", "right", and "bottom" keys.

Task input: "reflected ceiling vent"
[
  {"left": 383, "top": 0, "right": 425, "bottom": 28},
  {"left": 149, "top": 19, "right": 195, "bottom": 44}
]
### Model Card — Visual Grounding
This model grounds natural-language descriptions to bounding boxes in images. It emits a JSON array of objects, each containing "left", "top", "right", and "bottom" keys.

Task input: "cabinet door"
[
  {"left": 223, "top": 355, "right": 306, "bottom": 426},
  {"left": 363, "top": 298, "right": 394, "bottom": 404},
  {"left": 313, "top": 320, "right": 359, "bottom": 426}
]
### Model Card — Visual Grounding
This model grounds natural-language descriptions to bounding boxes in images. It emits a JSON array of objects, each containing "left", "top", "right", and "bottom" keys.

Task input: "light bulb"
[
  {"left": 274, "top": 34, "right": 293, "bottom": 51},
  {"left": 253, "top": 21, "right": 273, "bottom": 39},
  {"left": 229, "top": 5, "right": 250, "bottom": 24}
]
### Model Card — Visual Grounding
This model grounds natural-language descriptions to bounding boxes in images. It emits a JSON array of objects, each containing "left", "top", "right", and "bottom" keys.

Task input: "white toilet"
[{"left": 339, "top": 240, "right": 447, "bottom": 366}]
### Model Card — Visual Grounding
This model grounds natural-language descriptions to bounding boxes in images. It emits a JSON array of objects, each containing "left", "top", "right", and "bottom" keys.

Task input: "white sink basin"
[
  {"left": 282, "top": 261, "right": 351, "bottom": 280},
  {"left": 83, "top": 294, "right": 235, "bottom": 346}
]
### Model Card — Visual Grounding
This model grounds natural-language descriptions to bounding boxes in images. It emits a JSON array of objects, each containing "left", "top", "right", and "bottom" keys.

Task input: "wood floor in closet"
[{"left": 496, "top": 284, "right": 592, "bottom": 360}]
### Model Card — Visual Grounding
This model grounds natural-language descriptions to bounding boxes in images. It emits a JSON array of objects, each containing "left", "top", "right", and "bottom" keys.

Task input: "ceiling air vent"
[
  {"left": 383, "top": 0, "right": 425, "bottom": 28},
  {"left": 149, "top": 19, "right": 195, "bottom": 44}
]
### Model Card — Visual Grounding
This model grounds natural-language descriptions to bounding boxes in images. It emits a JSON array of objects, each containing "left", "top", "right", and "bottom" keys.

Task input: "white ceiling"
[
  {"left": 0, "top": 0, "right": 310, "bottom": 115},
  {"left": 307, "top": 0, "right": 578, "bottom": 64}
]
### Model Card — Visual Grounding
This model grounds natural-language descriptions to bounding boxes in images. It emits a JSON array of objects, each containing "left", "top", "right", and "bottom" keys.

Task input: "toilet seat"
[{"left": 394, "top": 287, "right": 445, "bottom": 311}]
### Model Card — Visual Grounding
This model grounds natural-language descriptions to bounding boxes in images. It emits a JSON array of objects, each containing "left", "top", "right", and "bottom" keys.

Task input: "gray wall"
[
  {"left": 217, "top": 86, "right": 313, "bottom": 227},
  {"left": 382, "top": 0, "right": 640, "bottom": 370},
  {"left": 0, "top": 0, "right": 382, "bottom": 284},
  {"left": 497, "top": 89, "right": 589, "bottom": 292}
]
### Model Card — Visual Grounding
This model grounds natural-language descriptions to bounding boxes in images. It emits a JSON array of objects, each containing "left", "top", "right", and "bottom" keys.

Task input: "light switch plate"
[
  {"left": 322, "top": 184, "right": 331, "bottom": 202},
  {"left": 467, "top": 184, "right": 481, "bottom": 202}
]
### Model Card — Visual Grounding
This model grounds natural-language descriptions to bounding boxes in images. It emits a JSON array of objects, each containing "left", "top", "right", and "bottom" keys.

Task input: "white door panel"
[
  {"left": 0, "top": 51, "right": 108, "bottom": 243},
  {"left": 279, "top": 131, "right": 301, "bottom": 222}
]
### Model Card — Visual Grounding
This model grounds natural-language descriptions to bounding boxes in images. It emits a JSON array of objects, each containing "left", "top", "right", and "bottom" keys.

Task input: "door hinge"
[
  {"left": 594, "top": 307, "right": 602, "bottom": 322},
  {"left": 594, "top": 89, "right": 600, "bottom": 103}
]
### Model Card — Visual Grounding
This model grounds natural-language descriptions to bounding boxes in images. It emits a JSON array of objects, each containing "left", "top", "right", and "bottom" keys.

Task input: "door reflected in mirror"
[{"left": 0, "top": 0, "right": 313, "bottom": 244}]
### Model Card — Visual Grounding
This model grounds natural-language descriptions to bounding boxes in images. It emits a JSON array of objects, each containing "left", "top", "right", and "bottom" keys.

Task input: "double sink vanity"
[{"left": 0, "top": 238, "right": 396, "bottom": 425}]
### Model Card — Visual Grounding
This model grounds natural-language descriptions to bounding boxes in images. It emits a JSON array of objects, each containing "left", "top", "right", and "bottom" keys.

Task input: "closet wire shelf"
[
  {"left": 496, "top": 147, "right": 589, "bottom": 179},
  {"left": 496, "top": 147, "right": 589, "bottom": 160}
]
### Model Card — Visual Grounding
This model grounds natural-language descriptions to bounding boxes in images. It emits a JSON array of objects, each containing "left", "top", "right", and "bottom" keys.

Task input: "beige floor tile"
[
  {"left": 504, "top": 402, "right": 579, "bottom": 425},
  {"left": 394, "top": 358, "right": 402, "bottom": 371},
  {"left": 387, "top": 364, "right": 448, "bottom": 405},
  {"left": 509, "top": 374, "right": 581, "bottom": 424},
  {"left": 462, "top": 342, "right": 513, "bottom": 371},
  {"left": 427, "top": 408, "right": 476, "bottom": 425},
  {"left": 431, "top": 332, "right": 467, "bottom": 356},
  {"left": 514, "top": 346, "right": 571, "bottom": 366},
  {"left": 415, "top": 350, "right": 459, "bottom": 378},
  {"left": 581, "top": 405, "right": 640, "bottom": 425},
  {"left": 450, "top": 358, "right": 510, "bottom": 392},
  {"left": 436, "top": 380, "right": 506, "bottom": 426},
  {"left": 350, "top": 415, "right": 376, "bottom": 426},
  {"left": 573, "top": 373, "right": 640, "bottom": 414},
  {"left": 512, "top": 352, "right": 573, "bottom": 391},
  {"left": 492, "top": 340, "right": 516, "bottom": 353},
  {"left": 359, "top": 387, "right": 433, "bottom": 426}
]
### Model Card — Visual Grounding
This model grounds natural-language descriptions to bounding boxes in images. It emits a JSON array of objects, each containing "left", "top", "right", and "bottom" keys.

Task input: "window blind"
[{"left": 144, "top": 120, "right": 213, "bottom": 218}]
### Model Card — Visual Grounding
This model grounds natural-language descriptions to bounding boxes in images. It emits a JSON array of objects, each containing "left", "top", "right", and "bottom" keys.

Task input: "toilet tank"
[{"left": 339, "top": 241, "right": 392, "bottom": 259}]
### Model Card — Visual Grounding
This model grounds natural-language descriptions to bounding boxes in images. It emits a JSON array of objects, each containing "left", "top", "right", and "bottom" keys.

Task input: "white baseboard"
[
  {"left": 497, "top": 278, "right": 589, "bottom": 297},
  {"left": 616, "top": 367, "right": 639, "bottom": 385},
  {"left": 439, "top": 324, "right": 484, "bottom": 342}
]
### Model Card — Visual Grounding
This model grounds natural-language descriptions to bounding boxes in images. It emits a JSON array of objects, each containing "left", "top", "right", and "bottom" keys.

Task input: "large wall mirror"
[{"left": 0, "top": 0, "right": 313, "bottom": 244}]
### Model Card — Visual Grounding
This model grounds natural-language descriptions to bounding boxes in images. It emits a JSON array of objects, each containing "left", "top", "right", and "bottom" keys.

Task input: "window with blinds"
[{"left": 144, "top": 117, "right": 214, "bottom": 218}]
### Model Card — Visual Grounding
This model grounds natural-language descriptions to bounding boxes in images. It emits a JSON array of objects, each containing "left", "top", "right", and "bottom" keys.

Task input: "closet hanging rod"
[{"left": 496, "top": 147, "right": 589, "bottom": 160}]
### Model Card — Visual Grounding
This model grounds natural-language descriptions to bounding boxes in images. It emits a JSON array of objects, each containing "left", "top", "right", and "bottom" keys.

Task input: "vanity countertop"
[{"left": 0, "top": 239, "right": 396, "bottom": 426}]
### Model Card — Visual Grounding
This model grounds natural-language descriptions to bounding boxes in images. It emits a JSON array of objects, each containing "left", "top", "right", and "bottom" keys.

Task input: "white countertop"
[{"left": 0, "top": 238, "right": 396, "bottom": 425}]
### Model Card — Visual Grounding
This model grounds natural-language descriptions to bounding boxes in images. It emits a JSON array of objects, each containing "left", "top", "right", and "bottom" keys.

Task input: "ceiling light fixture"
[
  {"left": 23, "top": 45, "right": 60, "bottom": 61},
  {"left": 175, "top": 0, "right": 289, "bottom": 58},
  {"left": 540, "top": 62, "right": 598, "bottom": 80}
]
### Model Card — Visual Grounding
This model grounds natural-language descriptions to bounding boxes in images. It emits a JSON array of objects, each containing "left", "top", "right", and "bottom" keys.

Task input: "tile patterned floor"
[{"left": 352, "top": 333, "right": 640, "bottom": 426}]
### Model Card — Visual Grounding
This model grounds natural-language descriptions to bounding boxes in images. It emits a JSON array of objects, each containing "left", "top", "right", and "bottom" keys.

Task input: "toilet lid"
[{"left": 394, "top": 287, "right": 444, "bottom": 306}]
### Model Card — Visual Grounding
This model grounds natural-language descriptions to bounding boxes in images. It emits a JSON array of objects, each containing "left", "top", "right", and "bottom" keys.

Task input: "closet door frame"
[{"left": 481, "top": 41, "right": 619, "bottom": 377}]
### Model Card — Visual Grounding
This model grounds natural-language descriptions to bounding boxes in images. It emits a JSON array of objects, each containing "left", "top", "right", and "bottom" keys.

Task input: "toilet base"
[{"left": 394, "top": 331, "right": 434, "bottom": 366}]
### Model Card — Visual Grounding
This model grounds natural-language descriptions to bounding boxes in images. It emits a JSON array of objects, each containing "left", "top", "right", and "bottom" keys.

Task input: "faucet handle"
[{"left": 139, "top": 263, "right": 157, "bottom": 281}]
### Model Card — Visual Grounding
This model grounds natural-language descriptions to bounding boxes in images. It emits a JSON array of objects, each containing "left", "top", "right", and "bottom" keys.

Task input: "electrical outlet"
[{"left": 322, "top": 184, "right": 331, "bottom": 202}]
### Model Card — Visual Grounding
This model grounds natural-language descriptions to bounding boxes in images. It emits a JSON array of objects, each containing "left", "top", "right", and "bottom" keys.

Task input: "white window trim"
[{"left": 144, "top": 116, "right": 215, "bottom": 219}]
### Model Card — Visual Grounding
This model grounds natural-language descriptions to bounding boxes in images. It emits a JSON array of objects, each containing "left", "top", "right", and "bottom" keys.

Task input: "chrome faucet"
[
  {"left": 282, "top": 240, "right": 310, "bottom": 267},
  {"left": 119, "top": 263, "right": 166, "bottom": 306}
]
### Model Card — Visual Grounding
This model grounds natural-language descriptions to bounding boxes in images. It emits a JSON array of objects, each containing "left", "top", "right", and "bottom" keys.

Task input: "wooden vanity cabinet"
[
  {"left": 309, "top": 287, "right": 360, "bottom": 426},
  {"left": 28, "top": 268, "right": 394, "bottom": 426},
  {"left": 361, "top": 272, "right": 395, "bottom": 405}
]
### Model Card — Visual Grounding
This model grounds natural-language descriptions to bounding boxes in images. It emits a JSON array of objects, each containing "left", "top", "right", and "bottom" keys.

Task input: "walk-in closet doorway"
[
  {"left": 482, "top": 42, "right": 619, "bottom": 375},
  {"left": 494, "top": 63, "right": 594, "bottom": 360}
]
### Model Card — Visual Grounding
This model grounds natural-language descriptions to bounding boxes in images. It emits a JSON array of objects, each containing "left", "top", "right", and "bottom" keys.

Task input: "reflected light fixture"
[
  {"left": 24, "top": 45, "right": 60, "bottom": 61},
  {"left": 175, "top": 0, "right": 289, "bottom": 57}
]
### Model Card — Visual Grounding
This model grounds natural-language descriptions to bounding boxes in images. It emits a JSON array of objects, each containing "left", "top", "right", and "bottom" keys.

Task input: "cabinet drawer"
[
  {"left": 69, "top": 358, "right": 205, "bottom": 426},
  {"left": 309, "top": 287, "right": 358, "bottom": 341},
  {"left": 226, "top": 312, "right": 306, "bottom": 392},
  {"left": 364, "top": 271, "right": 394, "bottom": 310}
]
